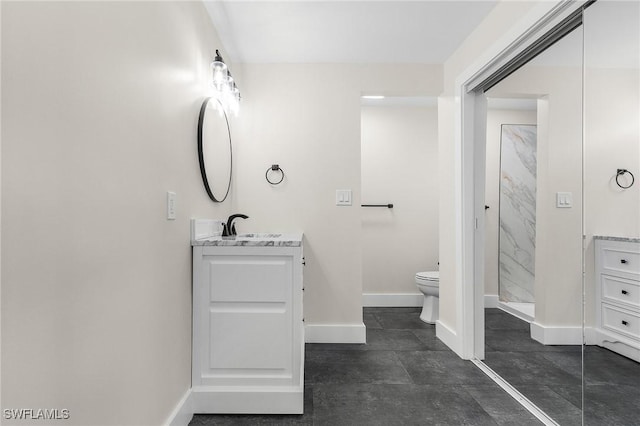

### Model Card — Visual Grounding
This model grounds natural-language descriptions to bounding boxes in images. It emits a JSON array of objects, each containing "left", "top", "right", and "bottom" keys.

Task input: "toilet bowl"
[{"left": 415, "top": 271, "right": 439, "bottom": 324}]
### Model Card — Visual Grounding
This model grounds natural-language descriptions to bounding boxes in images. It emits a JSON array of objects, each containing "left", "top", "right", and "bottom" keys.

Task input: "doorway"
[{"left": 360, "top": 97, "right": 439, "bottom": 308}]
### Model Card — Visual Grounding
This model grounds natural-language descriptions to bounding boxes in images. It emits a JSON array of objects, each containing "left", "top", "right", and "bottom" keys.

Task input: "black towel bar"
[{"left": 361, "top": 204, "right": 394, "bottom": 208}]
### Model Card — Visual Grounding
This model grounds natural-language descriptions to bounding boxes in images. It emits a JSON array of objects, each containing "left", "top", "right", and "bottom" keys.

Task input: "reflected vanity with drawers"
[{"left": 594, "top": 236, "right": 640, "bottom": 361}]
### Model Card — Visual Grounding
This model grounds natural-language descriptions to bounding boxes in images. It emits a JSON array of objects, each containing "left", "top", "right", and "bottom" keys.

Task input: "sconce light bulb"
[
  {"left": 209, "top": 49, "right": 241, "bottom": 115},
  {"left": 211, "top": 56, "right": 228, "bottom": 91}
]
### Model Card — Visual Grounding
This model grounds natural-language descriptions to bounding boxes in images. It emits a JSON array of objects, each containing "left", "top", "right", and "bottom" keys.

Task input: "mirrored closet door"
[
  {"left": 483, "top": 22, "right": 584, "bottom": 426},
  {"left": 583, "top": 1, "right": 640, "bottom": 425},
  {"left": 479, "top": 1, "right": 640, "bottom": 424}
]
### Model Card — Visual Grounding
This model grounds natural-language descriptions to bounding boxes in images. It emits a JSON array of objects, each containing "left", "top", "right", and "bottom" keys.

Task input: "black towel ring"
[
  {"left": 266, "top": 164, "right": 285, "bottom": 185},
  {"left": 616, "top": 169, "right": 635, "bottom": 189}
]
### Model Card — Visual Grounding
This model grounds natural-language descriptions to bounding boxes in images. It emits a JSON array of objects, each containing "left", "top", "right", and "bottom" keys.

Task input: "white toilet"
[{"left": 415, "top": 271, "right": 439, "bottom": 324}]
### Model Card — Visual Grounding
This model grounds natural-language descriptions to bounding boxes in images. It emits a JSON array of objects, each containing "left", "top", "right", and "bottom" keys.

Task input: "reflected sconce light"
[{"left": 210, "top": 49, "right": 241, "bottom": 116}]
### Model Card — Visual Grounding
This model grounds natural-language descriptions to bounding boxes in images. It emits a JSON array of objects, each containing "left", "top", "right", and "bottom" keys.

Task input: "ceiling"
[{"left": 203, "top": 1, "right": 498, "bottom": 64}]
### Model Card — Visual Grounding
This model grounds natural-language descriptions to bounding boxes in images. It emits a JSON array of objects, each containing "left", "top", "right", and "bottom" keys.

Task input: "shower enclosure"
[{"left": 498, "top": 124, "right": 537, "bottom": 320}]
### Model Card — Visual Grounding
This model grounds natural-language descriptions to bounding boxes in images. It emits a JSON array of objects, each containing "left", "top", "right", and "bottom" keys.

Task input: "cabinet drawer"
[
  {"left": 602, "top": 304, "right": 640, "bottom": 342},
  {"left": 601, "top": 246, "right": 640, "bottom": 279},
  {"left": 602, "top": 275, "right": 640, "bottom": 309}
]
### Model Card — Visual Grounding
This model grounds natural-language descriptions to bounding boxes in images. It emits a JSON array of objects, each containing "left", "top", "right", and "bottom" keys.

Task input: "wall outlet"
[{"left": 167, "top": 191, "right": 176, "bottom": 219}]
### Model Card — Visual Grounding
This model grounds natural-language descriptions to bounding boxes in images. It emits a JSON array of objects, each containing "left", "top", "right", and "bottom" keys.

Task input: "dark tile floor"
[
  {"left": 190, "top": 307, "right": 541, "bottom": 425},
  {"left": 484, "top": 308, "right": 640, "bottom": 426}
]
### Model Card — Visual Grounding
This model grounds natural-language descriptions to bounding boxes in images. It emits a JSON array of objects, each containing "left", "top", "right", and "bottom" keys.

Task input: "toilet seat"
[{"left": 416, "top": 271, "right": 439, "bottom": 285}]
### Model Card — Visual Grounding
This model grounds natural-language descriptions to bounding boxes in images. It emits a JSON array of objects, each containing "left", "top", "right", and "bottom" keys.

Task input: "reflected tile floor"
[
  {"left": 484, "top": 308, "right": 640, "bottom": 426},
  {"left": 190, "top": 307, "right": 541, "bottom": 425}
]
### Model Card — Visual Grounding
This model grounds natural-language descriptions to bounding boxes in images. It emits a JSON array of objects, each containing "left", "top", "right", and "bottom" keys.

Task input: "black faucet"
[{"left": 222, "top": 214, "right": 249, "bottom": 237}]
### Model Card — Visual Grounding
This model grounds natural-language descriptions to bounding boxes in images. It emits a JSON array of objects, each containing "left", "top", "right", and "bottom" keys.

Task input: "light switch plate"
[
  {"left": 167, "top": 191, "right": 177, "bottom": 219},
  {"left": 556, "top": 192, "right": 572, "bottom": 208},
  {"left": 336, "top": 189, "right": 352, "bottom": 206}
]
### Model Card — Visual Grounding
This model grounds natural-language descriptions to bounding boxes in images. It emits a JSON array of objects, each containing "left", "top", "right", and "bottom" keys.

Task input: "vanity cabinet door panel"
[
  {"left": 209, "top": 310, "right": 290, "bottom": 371},
  {"left": 209, "top": 255, "right": 290, "bottom": 303}
]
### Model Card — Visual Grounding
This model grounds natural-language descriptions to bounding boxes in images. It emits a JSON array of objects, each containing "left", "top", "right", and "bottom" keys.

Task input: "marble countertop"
[
  {"left": 191, "top": 233, "right": 303, "bottom": 247},
  {"left": 594, "top": 235, "right": 640, "bottom": 243}
]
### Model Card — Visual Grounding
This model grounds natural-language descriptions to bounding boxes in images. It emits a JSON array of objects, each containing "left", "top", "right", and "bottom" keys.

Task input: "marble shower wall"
[{"left": 499, "top": 124, "right": 537, "bottom": 303}]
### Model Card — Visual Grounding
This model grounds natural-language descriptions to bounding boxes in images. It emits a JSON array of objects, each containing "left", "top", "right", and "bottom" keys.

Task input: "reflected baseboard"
[
  {"left": 498, "top": 301, "right": 534, "bottom": 323},
  {"left": 484, "top": 294, "right": 499, "bottom": 308},
  {"left": 530, "top": 322, "right": 582, "bottom": 345}
]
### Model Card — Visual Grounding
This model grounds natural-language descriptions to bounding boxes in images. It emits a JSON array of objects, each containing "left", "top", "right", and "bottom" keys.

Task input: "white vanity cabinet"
[
  {"left": 191, "top": 238, "right": 304, "bottom": 414},
  {"left": 594, "top": 238, "right": 640, "bottom": 361}
]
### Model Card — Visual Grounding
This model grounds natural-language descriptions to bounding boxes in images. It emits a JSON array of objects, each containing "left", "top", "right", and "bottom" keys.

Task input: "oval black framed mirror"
[{"left": 197, "top": 97, "right": 232, "bottom": 202}]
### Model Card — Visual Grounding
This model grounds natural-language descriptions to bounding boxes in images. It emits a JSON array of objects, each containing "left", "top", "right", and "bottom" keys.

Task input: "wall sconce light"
[{"left": 210, "top": 49, "right": 241, "bottom": 116}]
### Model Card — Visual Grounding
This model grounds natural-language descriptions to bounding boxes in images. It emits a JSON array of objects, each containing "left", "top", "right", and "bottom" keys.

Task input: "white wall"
[
  {"left": 584, "top": 73, "right": 640, "bottom": 238},
  {"left": 2, "top": 2, "right": 231, "bottom": 424},
  {"left": 484, "top": 108, "right": 537, "bottom": 298},
  {"left": 233, "top": 64, "right": 443, "bottom": 328},
  {"left": 361, "top": 105, "right": 439, "bottom": 296}
]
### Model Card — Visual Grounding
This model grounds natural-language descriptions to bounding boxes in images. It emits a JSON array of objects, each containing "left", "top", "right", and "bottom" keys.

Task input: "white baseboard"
[
  {"left": 304, "top": 322, "right": 366, "bottom": 343},
  {"left": 436, "top": 320, "right": 462, "bottom": 357},
  {"left": 484, "top": 294, "right": 499, "bottom": 308},
  {"left": 165, "top": 388, "right": 193, "bottom": 426},
  {"left": 362, "top": 293, "right": 423, "bottom": 307},
  {"left": 530, "top": 322, "right": 582, "bottom": 345},
  {"left": 191, "top": 386, "right": 303, "bottom": 414}
]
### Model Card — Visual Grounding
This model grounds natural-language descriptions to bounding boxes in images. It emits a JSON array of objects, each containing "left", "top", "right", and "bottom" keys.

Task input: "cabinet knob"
[
  {"left": 622, "top": 290, "right": 629, "bottom": 295},
  {"left": 622, "top": 320, "right": 629, "bottom": 326},
  {"left": 620, "top": 259, "right": 628, "bottom": 264}
]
